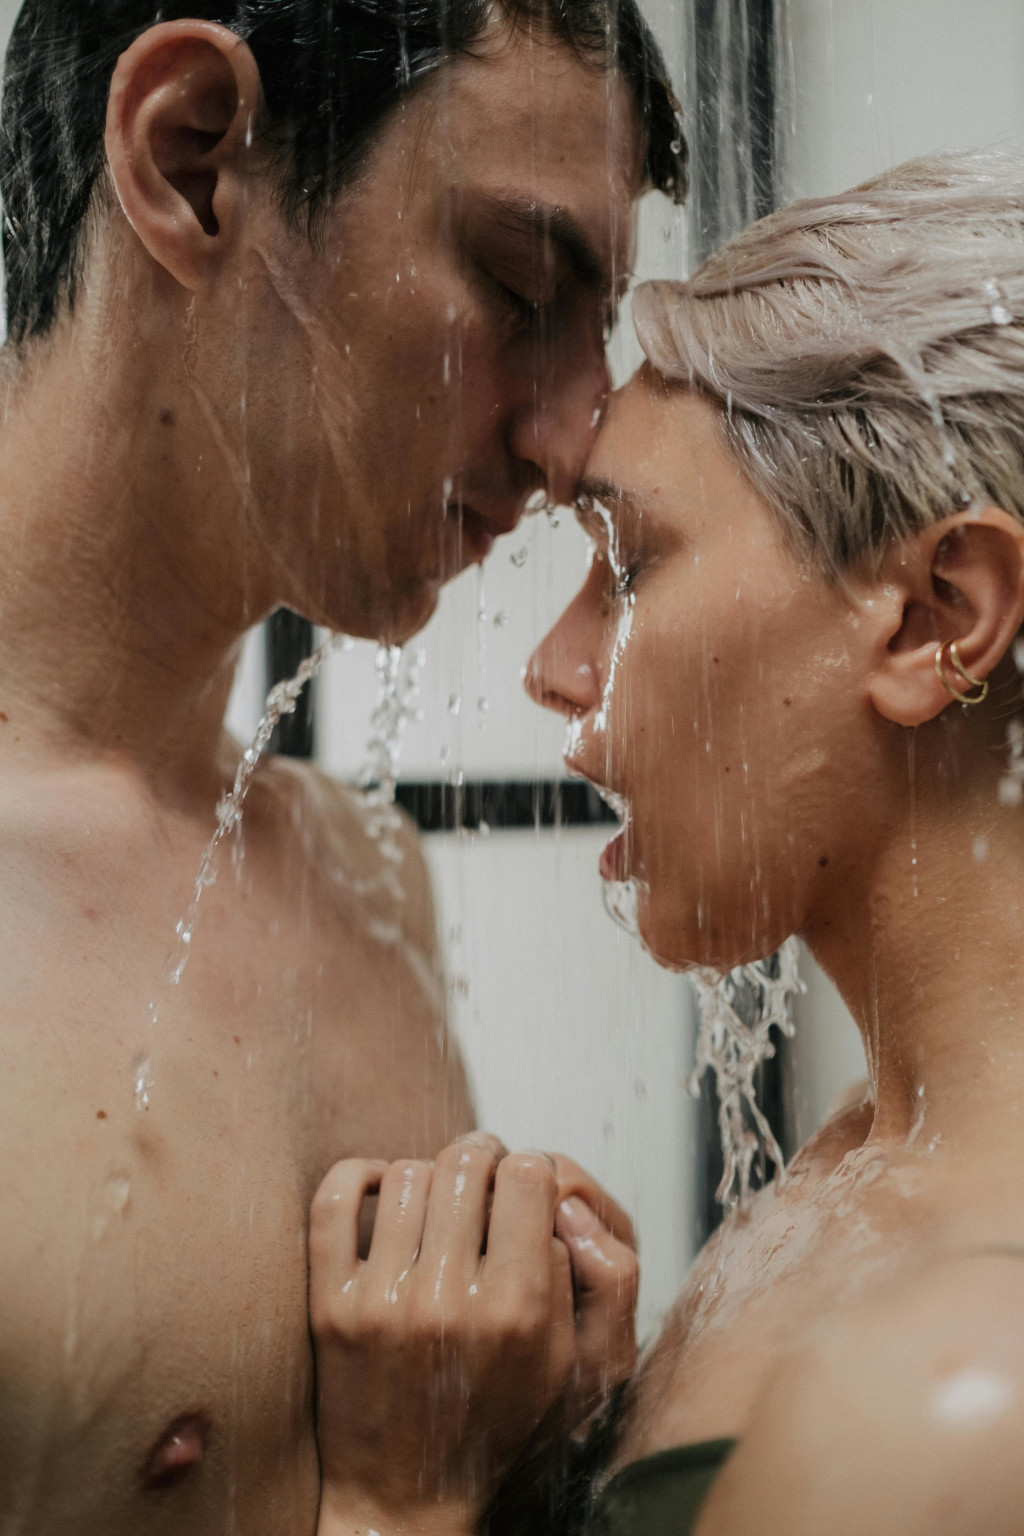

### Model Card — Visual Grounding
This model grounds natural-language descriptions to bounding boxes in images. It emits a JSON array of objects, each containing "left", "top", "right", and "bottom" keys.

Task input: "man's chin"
[{"left": 311, "top": 575, "right": 443, "bottom": 647}]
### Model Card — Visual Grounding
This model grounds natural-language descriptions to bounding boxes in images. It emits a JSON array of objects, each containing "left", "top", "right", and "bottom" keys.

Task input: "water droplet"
[
  {"left": 985, "top": 279, "right": 1013, "bottom": 326},
  {"left": 104, "top": 1174, "right": 131, "bottom": 1213},
  {"left": 999, "top": 776, "right": 1023, "bottom": 808},
  {"left": 477, "top": 696, "right": 489, "bottom": 714},
  {"left": 973, "top": 835, "right": 989, "bottom": 862},
  {"left": 132, "top": 1054, "right": 155, "bottom": 1111},
  {"left": 525, "top": 489, "right": 548, "bottom": 514},
  {"left": 931, "top": 1369, "right": 1018, "bottom": 1426},
  {"left": 448, "top": 694, "right": 462, "bottom": 717},
  {"left": 493, "top": 610, "right": 509, "bottom": 629},
  {"left": 510, "top": 547, "right": 529, "bottom": 569}
]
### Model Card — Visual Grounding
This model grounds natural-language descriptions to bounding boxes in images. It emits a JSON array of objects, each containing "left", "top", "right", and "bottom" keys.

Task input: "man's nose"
[
  {"left": 508, "top": 347, "right": 611, "bottom": 509},
  {"left": 525, "top": 612, "right": 601, "bottom": 718}
]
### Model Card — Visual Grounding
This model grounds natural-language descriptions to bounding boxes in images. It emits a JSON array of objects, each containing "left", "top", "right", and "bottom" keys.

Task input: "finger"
[
  {"left": 555, "top": 1195, "right": 638, "bottom": 1389},
  {"left": 419, "top": 1138, "right": 500, "bottom": 1278},
  {"left": 555, "top": 1196, "right": 639, "bottom": 1302},
  {"left": 547, "top": 1234, "right": 578, "bottom": 1379},
  {"left": 484, "top": 1152, "right": 559, "bottom": 1290},
  {"left": 309, "top": 1159, "right": 388, "bottom": 1320},
  {"left": 365, "top": 1160, "right": 433, "bottom": 1284},
  {"left": 459, "top": 1129, "right": 509, "bottom": 1161},
  {"left": 550, "top": 1155, "right": 636, "bottom": 1250}
]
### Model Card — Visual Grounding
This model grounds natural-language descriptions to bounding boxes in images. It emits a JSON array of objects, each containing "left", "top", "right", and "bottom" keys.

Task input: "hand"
[
  {"left": 310, "top": 1139, "right": 577, "bottom": 1534},
  {"left": 551, "top": 1155, "right": 639, "bottom": 1425}
]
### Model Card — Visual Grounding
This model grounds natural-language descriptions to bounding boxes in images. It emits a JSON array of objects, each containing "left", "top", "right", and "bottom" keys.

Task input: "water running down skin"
[
  {"left": 311, "top": 160, "right": 1024, "bottom": 1534},
  {"left": 0, "top": 10, "right": 652, "bottom": 1531}
]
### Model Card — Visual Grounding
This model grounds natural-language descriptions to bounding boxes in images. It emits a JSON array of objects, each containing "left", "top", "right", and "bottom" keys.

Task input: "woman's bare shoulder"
[{"left": 695, "top": 1237, "right": 1024, "bottom": 1535}]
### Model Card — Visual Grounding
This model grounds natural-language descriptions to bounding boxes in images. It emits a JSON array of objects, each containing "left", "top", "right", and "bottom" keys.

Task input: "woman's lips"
[{"left": 599, "top": 822, "right": 628, "bottom": 881}]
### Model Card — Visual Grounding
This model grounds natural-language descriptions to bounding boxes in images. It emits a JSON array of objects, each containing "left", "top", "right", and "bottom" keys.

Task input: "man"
[{"left": 0, "top": 2, "right": 683, "bottom": 1530}]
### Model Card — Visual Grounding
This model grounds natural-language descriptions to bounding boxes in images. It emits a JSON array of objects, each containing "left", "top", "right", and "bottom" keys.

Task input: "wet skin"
[
  {"left": 0, "top": 17, "right": 641, "bottom": 1536},
  {"left": 528, "top": 375, "right": 1024, "bottom": 1529}
]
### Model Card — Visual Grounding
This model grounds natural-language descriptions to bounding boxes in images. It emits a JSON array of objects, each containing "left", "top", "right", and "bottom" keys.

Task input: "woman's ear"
[
  {"left": 866, "top": 506, "right": 1024, "bottom": 727},
  {"left": 105, "top": 21, "right": 263, "bottom": 294}
]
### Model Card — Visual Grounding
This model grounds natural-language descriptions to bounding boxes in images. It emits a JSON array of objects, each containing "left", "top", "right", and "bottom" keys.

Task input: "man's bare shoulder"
[
  {"left": 255, "top": 758, "right": 440, "bottom": 958},
  {"left": 698, "top": 1234, "right": 1024, "bottom": 1535}
]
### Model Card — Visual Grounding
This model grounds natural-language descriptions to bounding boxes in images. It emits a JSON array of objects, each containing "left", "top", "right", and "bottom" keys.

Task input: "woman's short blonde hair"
[{"left": 634, "top": 151, "right": 1024, "bottom": 580}]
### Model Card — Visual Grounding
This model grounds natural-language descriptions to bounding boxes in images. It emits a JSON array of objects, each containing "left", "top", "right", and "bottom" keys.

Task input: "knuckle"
[
  {"left": 310, "top": 1290, "right": 352, "bottom": 1340},
  {"left": 496, "top": 1270, "right": 548, "bottom": 1326},
  {"left": 461, "top": 1130, "right": 508, "bottom": 1161},
  {"left": 500, "top": 1153, "right": 557, "bottom": 1194},
  {"left": 404, "top": 1295, "right": 445, "bottom": 1345},
  {"left": 432, "top": 1141, "right": 465, "bottom": 1174},
  {"left": 380, "top": 1158, "right": 432, "bottom": 1198},
  {"left": 311, "top": 1159, "right": 377, "bottom": 1217}
]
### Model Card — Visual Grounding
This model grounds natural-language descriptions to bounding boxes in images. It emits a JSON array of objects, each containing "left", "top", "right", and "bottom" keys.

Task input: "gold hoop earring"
[{"left": 934, "top": 639, "right": 989, "bottom": 707}]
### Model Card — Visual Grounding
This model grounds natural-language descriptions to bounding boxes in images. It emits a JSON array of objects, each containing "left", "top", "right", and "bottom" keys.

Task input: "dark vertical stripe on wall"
[
  {"left": 266, "top": 609, "right": 316, "bottom": 759},
  {"left": 689, "top": 0, "right": 794, "bottom": 1247},
  {"left": 690, "top": 0, "right": 778, "bottom": 263}
]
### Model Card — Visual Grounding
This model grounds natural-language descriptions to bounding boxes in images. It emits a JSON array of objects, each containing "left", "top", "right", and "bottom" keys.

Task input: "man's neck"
[
  {"left": 807, "top": 778, "right": 1024, "bottom": 1155},
  {"left": 0, "top": 298, "right": 268, "bottom": 804}
]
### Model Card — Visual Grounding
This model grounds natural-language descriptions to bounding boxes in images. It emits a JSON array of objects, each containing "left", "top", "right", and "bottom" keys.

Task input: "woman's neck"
[{"left": 806, "top": 773, "right": 1024, "bottom": 1151}]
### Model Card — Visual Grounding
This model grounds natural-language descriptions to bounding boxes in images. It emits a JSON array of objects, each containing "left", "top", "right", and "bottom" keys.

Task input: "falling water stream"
[{"left": 165, "top": 632, "right": 347, "bottom": 987}]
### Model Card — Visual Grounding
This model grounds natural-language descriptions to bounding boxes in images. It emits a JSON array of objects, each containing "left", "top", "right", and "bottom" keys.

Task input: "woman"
[{"left": 309, "top": 151, "right": 1024, "bottom": 1535}]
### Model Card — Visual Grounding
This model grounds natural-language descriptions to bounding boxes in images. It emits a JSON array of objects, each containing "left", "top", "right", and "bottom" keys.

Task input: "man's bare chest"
[{"left": 0, "top": 790, "right": 462, "bottom": 1532}]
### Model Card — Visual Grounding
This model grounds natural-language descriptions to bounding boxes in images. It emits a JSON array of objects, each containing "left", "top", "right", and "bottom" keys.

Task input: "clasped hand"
[{"left": 310, "top": 1134, "right": 638, "bottom": 1535}]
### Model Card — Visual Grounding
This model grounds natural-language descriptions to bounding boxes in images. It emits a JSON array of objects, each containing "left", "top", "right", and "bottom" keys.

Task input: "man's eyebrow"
[{"left": 483, "top": 194, "right": 613, "bottom": 291}]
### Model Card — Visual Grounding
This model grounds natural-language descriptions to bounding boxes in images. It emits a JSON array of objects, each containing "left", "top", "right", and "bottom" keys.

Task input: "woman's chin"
[{"left": 634, "top": 891, "right": 789, "bottom": 977}]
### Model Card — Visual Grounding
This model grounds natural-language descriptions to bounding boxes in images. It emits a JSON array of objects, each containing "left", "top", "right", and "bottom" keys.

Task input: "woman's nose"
[{"left": 525, "top": 621, "right": 601, "bottom": 717}]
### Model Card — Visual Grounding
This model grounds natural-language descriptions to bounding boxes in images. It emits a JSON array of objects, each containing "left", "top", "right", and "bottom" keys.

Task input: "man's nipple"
[{"left": 143, "top": 1413, "right": 210, "bottom": 1490}]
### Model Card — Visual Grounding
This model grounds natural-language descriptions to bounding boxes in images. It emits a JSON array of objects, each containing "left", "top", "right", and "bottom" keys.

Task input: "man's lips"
[{"left": 445, "top": 504, "right": 520, "bottom": 566}]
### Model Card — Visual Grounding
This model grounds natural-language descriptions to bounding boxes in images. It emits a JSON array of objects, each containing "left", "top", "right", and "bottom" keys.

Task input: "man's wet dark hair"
[{"left": 0, "top": 0, "right": 686, "bottom": 344}]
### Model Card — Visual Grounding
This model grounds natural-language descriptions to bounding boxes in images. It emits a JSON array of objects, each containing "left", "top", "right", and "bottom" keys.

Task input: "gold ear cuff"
[{"left": 934, "top": 639, "right": 989, "bottom": 707}]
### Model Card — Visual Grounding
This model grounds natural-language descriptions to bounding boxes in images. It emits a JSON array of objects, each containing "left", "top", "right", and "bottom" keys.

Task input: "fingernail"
[{"left": 521, "top": 1148, "right": 558, "bottom": 1174}]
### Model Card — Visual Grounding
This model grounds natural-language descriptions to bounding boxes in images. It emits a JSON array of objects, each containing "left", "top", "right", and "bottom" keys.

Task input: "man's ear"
[
  {"left": 105, "top": 22, "right": 263, "bottom": 294},
  {"left": 866, "top": 506, "right": 1024, "bottom": 727}
]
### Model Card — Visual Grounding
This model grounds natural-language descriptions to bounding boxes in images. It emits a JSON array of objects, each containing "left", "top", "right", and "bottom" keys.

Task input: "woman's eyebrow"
[{"left": 575, "top": 477, "right": 647, "bottom": 513}]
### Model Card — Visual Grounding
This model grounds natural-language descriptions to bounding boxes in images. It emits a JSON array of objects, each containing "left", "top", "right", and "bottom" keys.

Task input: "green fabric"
[{"left": 585, "top": 1439, "right": 738, "bottom": 1535}]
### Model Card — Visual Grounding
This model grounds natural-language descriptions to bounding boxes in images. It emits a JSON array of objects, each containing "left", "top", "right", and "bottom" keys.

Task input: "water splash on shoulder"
[{"left": 166, "top": 632, "right": 344, "bottom": 984}]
